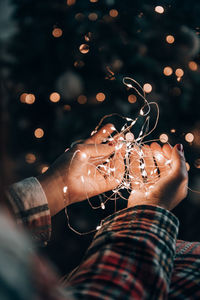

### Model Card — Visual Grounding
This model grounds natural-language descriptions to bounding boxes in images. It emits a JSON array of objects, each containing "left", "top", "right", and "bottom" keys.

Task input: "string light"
[
  {"left": 159, "top": 133, "right": 168, "bottom": 143},
  {"left": 49, "top": 92, "right": 60, "bottom": 103},
  {"left": 96, "top": 92, "right": 106, "bottom": 102},
  {"left": 155, "top": 6, "right": 164, "bottom": 14},
  {"left": 79, "top": 44, "right": 90, "bottom": 54},
  {"left": 90, "top": 0, "right": 98, "bottom": 2},
  {"left": 143, "top": 83, "right": 152, "bottom": 93},
  {"left": 171, "top": 128, "right": 176, "bottom": 133},
  {"left": 163, "top": 66, "right": 173, "bottom": 76},
  {"left": 188, "top": 61, "right": 198, "bottom": 71},
  {"left": 109, "top": 9, "right": 119, "bottom": 17},
  {"left": 52, "top": 28, "right": 63, "bottom": 38},
  {"left": 166, "top": 35, "right": 175, "bottom": 44},
  {"left": 25, "top": 153, "right": 36, "bottom": 164},
  {"left": 34, "top": 128, "right": 44, "bottom": 139},
  {"left": 185, "top": 133, "right": 194, "bottom": 143}
]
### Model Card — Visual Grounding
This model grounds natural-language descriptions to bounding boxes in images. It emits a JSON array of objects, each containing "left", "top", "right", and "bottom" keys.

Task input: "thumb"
[{"left": 171, "top": 144, "right": 187, "bottom": 177}]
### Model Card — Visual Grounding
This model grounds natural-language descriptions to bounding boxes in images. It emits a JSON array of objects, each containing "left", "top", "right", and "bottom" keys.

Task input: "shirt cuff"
[{"left": 6, "top": 177, "right": 51, "bottom": 246}]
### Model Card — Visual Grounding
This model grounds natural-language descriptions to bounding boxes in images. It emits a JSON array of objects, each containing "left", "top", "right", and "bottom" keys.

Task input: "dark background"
[{"left": 1, "top": 0, "right": 200, "bottom": 276}]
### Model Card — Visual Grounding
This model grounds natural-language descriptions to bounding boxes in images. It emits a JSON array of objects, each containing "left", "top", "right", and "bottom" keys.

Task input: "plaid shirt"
[{"left": 6, "top": 177, "right": 200, "bottom": 299}]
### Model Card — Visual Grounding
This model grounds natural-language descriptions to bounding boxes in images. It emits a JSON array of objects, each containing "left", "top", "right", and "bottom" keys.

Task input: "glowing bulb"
[
  {"left": 166, "top": 35, "right": 175, "bottom": 44},
  {"left": 185, "top": 133, "right": 194, "bottom": 143},
  {"left": 52, "top": 28, "right": 63, "bottom": 38},
  {"left": 81, "top": 152, "right": 87, "bottom": 159},
  {"left": 81, "top": 176, "right": 85, "bottom": 183},
  {"left": 155, "top": 6, "right": 164, "bottom": 14},
  {"left": 188, "top": 61, "right": 198, "bottom": 71},
  {"left": 34, "top": 128, "right": 44, "bottom": 139},
  {"left": 41, "top": 165, "right": 49, "bottom": 173},
  {"left": 109, "top": 9, "right": 118, "bottom": 17},
  {"left": 128, "top": 94, "right": 137, "bottom": 103},
  {"left": 77, "top": 95, "right": 87, "bottom": 104},
  {"left": 159, "top": 133, "right": 168, "bottom": 143},
  {"left": 163, "top": 66, "right": 173, "bottom": 76},
  {"left": 171, "top": 129, "right": 176, "bottom": 133},
  {"left": 49, "top": 92, "right": 60, "bottom": 103},
  {"left": 143, "top": 83, "right": 152, "bottom": 93},
  {"left": 103, "top": 129, "right": 106, "bottom": 133},
  {"left": 101, "top": 203, "right": 105, "bottom": 209},
  {"left": 63, "top": 186, "right": 68, "bottom": 193},
  {"left": 79, "top": 44, "right": 89, "bottom": 54},
  {"left": 96, "top": 92, "right": 106, "bottom": 102},
  {"left": 96, "top": 225, "right": 101, "bottom": 230},
  {"left": 175, "top": 68, "right": 184, "bottom": 77}
]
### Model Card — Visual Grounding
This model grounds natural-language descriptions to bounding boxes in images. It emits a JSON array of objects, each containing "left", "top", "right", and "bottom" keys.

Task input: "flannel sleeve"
[
  {"left": 65, "top": 205, "right": 179, "bottom": 300},
  {"left": 6, "top": 177, "right": 51, "bottom": 246}
]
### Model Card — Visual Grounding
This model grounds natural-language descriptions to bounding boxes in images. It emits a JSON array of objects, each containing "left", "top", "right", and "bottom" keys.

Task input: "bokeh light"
[
  {"left": 63, "top": 105, "right": 71, "bottom": 111},
  {"left": 34, "top": 128, "right": 44, "bottom": 139},
  {"left": 155, "top": 6, "right": 164, "bottom": 14},
  {"left": 96, "top": 92, "right": 106, "bottom": 102},
  {"left": 24, "top": 94, "right": 35, "bottom": 104},
  {"left": 25, "top": 153, "right": 36, "bottom": 164},
  {"left": 109, "top": 9, "right": 119, "bottom": 17},
  {"left": 185, "top": 132, "right": 194, "bottom": 143},
  {"left": 159, "top": 133, "right": 169, "bottom": 143},
  {"left": 163, "top": 66, "right": 173, "bottom": 76},
  {"left": 188, "top": 61, "right": 198, "bottom": 71},
  {"left": 175, "top": 68, "right": 184, "bottom": 77},
  {"left": 166, "top": 35, "right": 175, "bottom": 44},
  {"left": 50, "top": 92, "right": 60, "bottom": 103},
  {"left": 79, "top": 44, "right": 89, "bottom": 54},
  {"left": 143, "top": 83, "right": 152, "bottom": 93},
  {"left": 128, "top": 94, "right": 137, "bottom": 103},
  {"left": 52, "top": 28, "right": 63, "bottom": 38},
  {"left": 88, "top": 13, "right": 98, "bottom": 21},
  {"left": 67, "top": 0, "right": 76, "bottom": 6},
  {"left": 77, "top": 95, "right": 87, "bottom": 104}
]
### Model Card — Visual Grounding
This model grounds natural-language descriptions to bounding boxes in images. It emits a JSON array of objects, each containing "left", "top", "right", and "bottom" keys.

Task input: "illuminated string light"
[
  {"left": 155, "top": 6, "right": 164, "bottom": 14},
  {"left": 171, "top": 129, "right": 176, "bottom": 133},
  {"left": 143, "top": 83, "right": 152, "bottom": 93},
  {"left": 188, "top": 61, "right": 198, "bottom": 71},
  {"left": 185, "top": 133, "right": 194, "bottom": 143},
  {"left": 25, "top": 153, "right": 36, "bottom": 164},
  {"left": 163, "top": 66, "right": 173, "bottom": 76},
  {"left": 166, "top": 35, "right": 175, "bottom": 44},
  {"left": 52, "top": 28, "right": 63, "bottom": 38},
  {"left": 49, "top": 92, "right": 60, "bottom": 103},
  {"left": 109, "top": 9, "right": 119, "bottom": 17},
  {"left": 34, "top": 128, "right": 44, "bottom": 139},
  {"left": 79, "top": 44, "right": 90, "bottom": 54},
  {"left": 96, "top": 92, "right": 106, "bottom": 102}
]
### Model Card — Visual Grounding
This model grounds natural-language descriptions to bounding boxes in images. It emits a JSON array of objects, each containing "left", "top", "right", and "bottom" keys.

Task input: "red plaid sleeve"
[
  {"left": 65, "top": 205, "right": 179, "bottom": 299},
  {"left": 6, "top": 177, "right": 51, "bottom": 246}
]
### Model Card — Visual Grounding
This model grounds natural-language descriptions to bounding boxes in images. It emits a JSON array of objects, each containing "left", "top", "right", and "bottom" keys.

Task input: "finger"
[
  {"left": 150, "top": 142, "right": 168, "bottom": 177},
  {"left": 84, "top": 123, "right": 116, "bottom": 144},
  {"left": 171, "top": 144, "right": 188, "bottom": 180},
  {"left": 142, "top": 145, "right": 157, "bottom": 185},
  {"left": 106, "top": 150, "right": 125, "bottom": 189},
  {"left": 130, "top": 146, "right": 143, "bottom": 190},
  {"left": 76, "top": 143, "right": 115, "bottom": 159},
  {"left": 162, "top": 143, "right": 172, "bottom": 160}
]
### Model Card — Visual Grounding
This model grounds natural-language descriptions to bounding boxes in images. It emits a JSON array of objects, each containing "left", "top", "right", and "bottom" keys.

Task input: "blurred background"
[{"left": 1, "top": 0, "right": 200, "bottom": 276}]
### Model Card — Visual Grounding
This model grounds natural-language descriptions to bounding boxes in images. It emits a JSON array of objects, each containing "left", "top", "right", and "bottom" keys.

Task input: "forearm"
[
  {"left": 6, "top": 177, "right": 51, "bottom": 246},
  {"left": 65, "top": 205, "right": 179, "bottom": 299}
]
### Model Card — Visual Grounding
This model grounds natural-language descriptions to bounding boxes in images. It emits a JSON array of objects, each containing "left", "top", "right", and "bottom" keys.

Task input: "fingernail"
[{"left": 177, "top": 144, "right": 183, "bottom": 152}]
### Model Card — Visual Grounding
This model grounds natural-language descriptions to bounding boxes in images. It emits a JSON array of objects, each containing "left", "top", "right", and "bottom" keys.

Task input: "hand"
[
  {"left": 38, "top": 124, "right": 125, "bottom": 216},
  {"left": 128, "top": 142, "right": 188, "bottom": 211}
]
